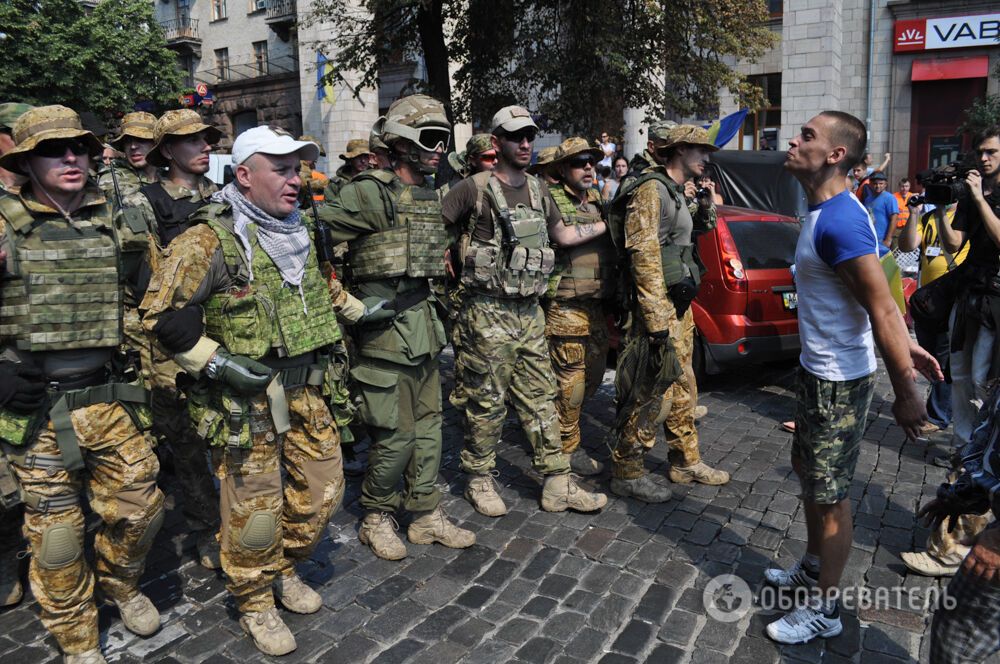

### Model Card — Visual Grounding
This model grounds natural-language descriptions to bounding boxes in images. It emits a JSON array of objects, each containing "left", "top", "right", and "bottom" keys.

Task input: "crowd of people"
[{"left": 0, "top": 92, "right": 998, "bottom": 664}]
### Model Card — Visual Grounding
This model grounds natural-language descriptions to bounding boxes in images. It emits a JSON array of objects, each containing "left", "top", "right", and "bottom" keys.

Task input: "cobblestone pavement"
[{"left": 1, "top": 351, "right": 995, "bottom": 664}]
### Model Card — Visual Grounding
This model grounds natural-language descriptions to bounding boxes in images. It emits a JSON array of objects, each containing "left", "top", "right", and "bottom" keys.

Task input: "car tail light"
[{"left": 716, "top": 221, "right": 747, "bottom": 292}]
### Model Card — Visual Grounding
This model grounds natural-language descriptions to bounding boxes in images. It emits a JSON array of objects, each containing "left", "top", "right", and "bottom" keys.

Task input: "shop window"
[
  {"left": 741, "top": 73, "right": 781, "bottom": 150},
  {"left": 768, "top": 0, "right": 782, "bottom": 18}
]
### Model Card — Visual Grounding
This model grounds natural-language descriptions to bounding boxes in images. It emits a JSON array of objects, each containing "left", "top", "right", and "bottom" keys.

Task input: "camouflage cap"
[
  {"left": 109, "top": 111, "right": 157, "bottom": 145},
  {"left": 647, "top": 120, "right": 678, "bottom": 143},
  {"left": 552, "top": 136, "right": 602, "bottom": 165},
  {"left": 340, "top": 138, "right": 372, "bottom": 160},
  {"left": 146, "top": 109, "right": 222, "bottom": 167},
  {"left": 664, "top": 124, "right": 719, "bottom": 152},
  {"left": 0, "top": 103, "right": 34, "bottom": 131},
  {"left": 447, "top": 150, "right": 466, "bottom": 174},
  {"left": 466, "top": 133, "right": 495, "bottom": 156},
  {"left": 527, "top": 146, "right": 558, "bottom": 175},
  {"left": 490, "top": 105, "right": 537, "bottom": 134},
  {"left": 0, "top": 105, "right": 105, "bottom": 174},
  {"left": 299, "top": 135, "right": 326, "bottom": 156}
]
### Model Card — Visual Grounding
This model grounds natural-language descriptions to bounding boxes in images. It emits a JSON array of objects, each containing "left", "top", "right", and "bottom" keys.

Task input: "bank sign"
[{"left": 895, "top": 13, "right": 1000, "bottom": 53}]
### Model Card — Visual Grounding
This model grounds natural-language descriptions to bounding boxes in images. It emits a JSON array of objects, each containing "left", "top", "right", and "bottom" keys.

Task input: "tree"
[
  {"left": 960, "top": 60, "right": 1000, "bottom": 140},
  {"left": 0, "top": 0, "right": 183, "bottom": 118},
  {"left": 304, "top": 0, "right": 778, "bottom": 138}
]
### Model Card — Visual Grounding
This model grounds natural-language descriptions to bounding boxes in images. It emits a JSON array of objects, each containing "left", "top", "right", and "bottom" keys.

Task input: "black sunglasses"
[
  {"left": 501, "top": 128, "right": 537, "bottom": 144},
  {"left": 568, "top": 156, "right": 596, "bottom": 169},
  {"left": 34, "top": 138, "right": 90, "bottom": 159}
]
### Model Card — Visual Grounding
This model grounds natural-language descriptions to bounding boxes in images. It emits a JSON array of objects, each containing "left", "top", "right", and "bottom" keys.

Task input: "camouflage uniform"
[
  {"left": 323, "top": 138, "right": 372, "bottom": 203},
  {"left": 97, "top": 112, "right": 159, "bottom": 199},
  {"left": 0, "top": 106, "right": 163, "bottom": 656}
]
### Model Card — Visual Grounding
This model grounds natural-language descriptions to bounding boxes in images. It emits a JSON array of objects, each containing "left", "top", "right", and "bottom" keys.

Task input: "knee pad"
[
  {"left": 38, "top": 524, "right": 82, "bottom": 570},
  {"left": 136, "top": 503, "right": 166, "bottom": 551},
  {"left": 239, "top": 511, "right": 277, "bottom": 550},
  {"left": 567, "top": 381, "right": 586, "bottom": 409}
]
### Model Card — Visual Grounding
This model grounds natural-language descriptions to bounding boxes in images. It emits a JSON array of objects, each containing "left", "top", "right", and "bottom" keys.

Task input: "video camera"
[{"left": 910, "top": 158, "right": 979, "bottom": 206}]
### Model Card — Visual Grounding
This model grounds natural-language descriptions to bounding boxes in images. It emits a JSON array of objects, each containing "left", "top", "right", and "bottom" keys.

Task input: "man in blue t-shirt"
[
  {"left": 762, "top": 111, "right": 942, "bottom": 646},
  {"left": 864, "top": 170, "right": 899, "bottom": 248}
]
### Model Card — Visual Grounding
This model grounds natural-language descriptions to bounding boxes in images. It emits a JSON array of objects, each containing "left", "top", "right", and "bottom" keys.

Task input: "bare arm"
[
  {"left": 897, "top": 204, "right": 923, "bottom": 252},
  {"left": 939, "top": 202, "right": 967, "bottom": 254},
  {"left": 547, "top": 217, "right": 608, "bottom": 247},
  {"left": 883, "top": 214, "right": 898, "bottom": 246},
  {"left": 877, "top": 153, "right": 891, "bottom": 173}
]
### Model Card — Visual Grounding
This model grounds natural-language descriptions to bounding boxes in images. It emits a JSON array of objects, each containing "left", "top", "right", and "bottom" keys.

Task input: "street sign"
[{"left": 196, "top": 83, "right": 208, "bottom": 97}]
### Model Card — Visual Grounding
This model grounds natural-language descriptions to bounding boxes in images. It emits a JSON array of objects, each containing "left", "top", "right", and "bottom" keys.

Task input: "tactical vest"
[
  {"left": 547, "top": 184, "right": 616, "bottom": 300},
  {"left": 346, "top": 170, "right": 449, "bottom": 281},
  {"left": 0, "top": 196, "right": 122, "bottom": 351},
  {"left": 461, "top": 171, "right": 555, "bottom": 298},
  {"left": 198, "top": 205, "right": 342, "bottom": 360},
  {"left": 140, "top": 182, "right": 208, "bottom": 247}
]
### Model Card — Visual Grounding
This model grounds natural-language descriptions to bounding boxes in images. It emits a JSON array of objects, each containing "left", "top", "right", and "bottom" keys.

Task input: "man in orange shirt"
[{"left": 894, "top": 177, "right": 913, "bottom": 229}]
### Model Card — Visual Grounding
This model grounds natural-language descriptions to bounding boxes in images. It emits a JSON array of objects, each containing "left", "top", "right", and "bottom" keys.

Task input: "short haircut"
[
  {"left": 819, "top": 111, "right": 867, "bottom": 174},
  {"left": 899, "top": 177, "right": 909, "bottom": 185},
  {"left": 974, "top": 125, "right": 1000, "bottom": 147}
]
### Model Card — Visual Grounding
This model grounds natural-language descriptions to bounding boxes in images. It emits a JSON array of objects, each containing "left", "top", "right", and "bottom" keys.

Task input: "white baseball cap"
[{"left": 232, "top": 125, "right": 319, "bottom": 165}]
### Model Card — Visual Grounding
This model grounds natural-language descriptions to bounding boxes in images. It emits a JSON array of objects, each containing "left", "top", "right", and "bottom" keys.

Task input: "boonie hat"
[
  {"left": 109, "top": 112, "right": 157, "bottom": 146},
  {"left": 233, "top": 125, "right": 319, "bottom": 165},
  {"left": 647, "top": 120, "right": 678, "bottom": 143},
  {"left": 0, "top": 105, "right": 104, "bottom": 174},
  {"left": 527, "top": 146, "right": 558, "bottom": 175},
  {"left": 299, "top": 134, "right": 326, "bottom": 157},
  {"left": 340, "top": 138, "right": 372, "bottom": 160},
  {"left": 553, "top": 137, "right": 602, "bottom": 165},
  {"left": 0, "top": 103, "right": 34, "bottom": 131},
  {"left": 664, "top": 124, "right": 719, "bottom": 152},
  {"left": 491, "top": 105, "right": 537, "bottom": 134},
  {"left": 146, "top": 109, "right": 222, "bottom": 167}
]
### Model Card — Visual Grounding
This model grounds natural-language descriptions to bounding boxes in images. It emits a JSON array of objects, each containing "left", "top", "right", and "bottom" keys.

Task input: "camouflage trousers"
[
  {"left": 544, "top": 299, "right": 610, "bottom": 454},
  {"left": 355, "top": 357, "right": 443, "bottom": 514},
  {"left": 612, "top": 305, "right": 701, "bottom": 479},
  {"left": 452, "top": 293, "right": 570, "bottom": 476},
  {"left": 211, "top": 385, "right": 344, "bottom": 614},
  {"left": 9, "top": 402, "right": 163, "bottom": 655}
]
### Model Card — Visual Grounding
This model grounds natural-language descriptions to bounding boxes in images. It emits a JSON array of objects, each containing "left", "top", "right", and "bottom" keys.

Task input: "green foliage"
[
  {"left": 0, "top": 0, "right": 183, "bottom": 117},
  {"left": 305, "top": 0, "right": 778, "bottom": 137},
  {"left": 960, "top": 60, "right": 1000, "bottom": 139}
]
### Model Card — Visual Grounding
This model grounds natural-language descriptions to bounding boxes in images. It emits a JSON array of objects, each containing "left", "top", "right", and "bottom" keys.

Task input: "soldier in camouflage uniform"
[
  {"left": 141, "top": 127, "right": 345, "bottom": 656},
  {"left": 528, "top": 145, "right": 559, "bottom": 184},
  {"left": 441, "top": 106, "right": 607, "bottom": 516},
  {"left": 318, "top": 94, "right": 475, "bottom": 560},
  {"left": 97, "top": 112, "right": 159, "bottom": 200},
  {"left": 0, "top": 103, "right": 32, "bottom": 194},
  {"left": 610, "top": 123, "right": 729, "bottom": 504},
  {"left": 544, "top": 137, "right": 615, "bottom": 476},
  {"left": 323, "top": 138, "right": 372, "bottom": 202},
  {"left": 120, "top": 109, "right": 223, "bottom": 569},
  {"left": 0, "top": 106, "right": 165, "bottom": 664}
]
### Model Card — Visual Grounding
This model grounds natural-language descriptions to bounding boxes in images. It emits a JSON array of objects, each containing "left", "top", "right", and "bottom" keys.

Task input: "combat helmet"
[{"left": 380, "top": 94, "right": 451, "bottom": 174}]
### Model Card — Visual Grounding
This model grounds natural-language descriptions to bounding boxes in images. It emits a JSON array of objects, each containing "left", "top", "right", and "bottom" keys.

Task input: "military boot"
[
  {"left": 274, "top": 570, "right": 322, "bottom": 614},
  {"left": 65, "top": 648, "right": 108, "bottom": 664},
  {"left": 359, "top": 511, "right": 407, "bottom": 560},
  {"left": 610, "top": 475, "right": 673, "bottom": 503},
  {"left": 568, "top": 448, "right": 605, "bottom": 476},
  {"left": 408, "top": 505, "right": 476, "bottom": 548},
  {"left": 694, "top": 405, "right": 708, "bottom": 421},
  {"left": 541, "top": 473, "right": 608, "bottom": 513},
  {"left": 240, "top": 607, "right": 296, "bottom": 656},
  {"left": 464, "top": 473, "right": 508, "bottom": 517},
  {"left": 668, "top": 461, "right": 730, "bottom": 485},
  {"left": 113, "top": 591, "right": 161, "bottom": 636},
  {"left": 197, "top": 532, "right": 221, "bottom": 570},
  {"left": 0, "top": 554, "right": 23, "bottom": 607}
]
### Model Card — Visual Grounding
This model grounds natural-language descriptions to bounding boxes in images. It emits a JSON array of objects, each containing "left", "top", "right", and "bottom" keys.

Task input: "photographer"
[{"left": 941, "top": 127, "right": 1000, "bottom": 457}]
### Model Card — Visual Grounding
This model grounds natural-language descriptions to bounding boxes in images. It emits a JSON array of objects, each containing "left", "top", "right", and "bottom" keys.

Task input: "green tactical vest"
[
  {"left": 347, "top": 170, "right": 449, "bottom": 281},
  {"left": 546, "top": 183, "right": 616, "bottom": 300},
  {"left": 0, "top": 196, "right": 123, "bottom": 351},
  {"left": 198, "top": 204, "right": 342, "bottom": 360},
  {"left": 461, "top": 171, "right": 555, "bottom": 298}
]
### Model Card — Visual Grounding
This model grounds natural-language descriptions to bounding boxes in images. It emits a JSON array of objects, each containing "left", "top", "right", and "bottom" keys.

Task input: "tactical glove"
[
  {"left": 648, "top": 330, "right": 673, "bottom": 346},
  {"left": 0, "top": 362, "right": 47, "bottom": 414},
  {"left": 357, "top": 297, "right": 397, "bottom": 327},
  {"left": 153, "top": 305, "right": 205, "bottom": 353},
  {"left": 205, "top": 349, "right": 274, "bottom": 396}
]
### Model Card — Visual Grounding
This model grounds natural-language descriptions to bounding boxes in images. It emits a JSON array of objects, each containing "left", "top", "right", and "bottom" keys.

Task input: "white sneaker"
[
  {"left": 766, "top": 605, "right": 842, "bottom": 644},
  {"left": 763, "top": 558, "right": 819, "bottom": 589}
]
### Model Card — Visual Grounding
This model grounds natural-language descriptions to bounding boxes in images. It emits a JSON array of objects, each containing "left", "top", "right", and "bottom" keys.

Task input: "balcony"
[
  {"left": 264, "top": 0, "right": 296, "bottom": 41},
  {"left": 196, "top": 54, "right": 300, "bottom": 87},
  {"left": 161, "top": 16, "right": 201, "bottom": 57}
]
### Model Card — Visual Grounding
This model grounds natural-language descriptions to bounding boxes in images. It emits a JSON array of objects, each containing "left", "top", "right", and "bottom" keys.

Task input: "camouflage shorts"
[{"left": 791, "top": 368, "right": 875, "bottom": 504}]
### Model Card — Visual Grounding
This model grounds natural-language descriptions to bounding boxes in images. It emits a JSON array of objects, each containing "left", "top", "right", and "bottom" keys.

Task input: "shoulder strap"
[
  {"left": 0, "top": 195, "right": 33, "bottom": 234},
  {"left": 469, "top": 171, "right": 494, "bottom": 236},
  {"left": 351, "top": 170, "right": 397, "bottom": 227}
]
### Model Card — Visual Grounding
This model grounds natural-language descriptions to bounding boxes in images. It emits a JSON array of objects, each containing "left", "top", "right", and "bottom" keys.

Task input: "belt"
[
  {"left": 49, "top": 382, "right": 149, "bottom": 473},
  {"left": 46, "top": 368, "right": 108, "bottom": 392},
  {"left": 279, "top": 363, "right": 328, "bottom": 389},
  {"left": 386, "top": 283, "right": 431, "bottom": 313}
]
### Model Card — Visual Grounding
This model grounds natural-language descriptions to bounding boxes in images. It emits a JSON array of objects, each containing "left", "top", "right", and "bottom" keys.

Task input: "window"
[
  {"left": 248, "top": 0, "right": 265, "bottom": 12},
  {"left": 741, "top": 73, "right": 781, "bottom": 150},
  {"left": 253, "top": 41, "right": 269, "bottom": 76},
  {"left": 232, "top": 111, "right": 257, "bottom": 138},
  {"left": 211, "top": 0, "right": 227, "bottom": 21},
  {"left": 768, "top": 0, "right": 782, "bottom": 18},
  {"left": 215, "top": 48, "right": 230, "bottom": 81}
]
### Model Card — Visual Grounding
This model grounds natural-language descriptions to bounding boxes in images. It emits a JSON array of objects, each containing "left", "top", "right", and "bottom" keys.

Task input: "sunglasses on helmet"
[{"left": 33, "top": 139, "right": 91, "bottom": 159}]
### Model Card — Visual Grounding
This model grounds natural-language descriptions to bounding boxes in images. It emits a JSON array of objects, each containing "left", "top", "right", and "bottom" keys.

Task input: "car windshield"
[{"left": 726, "top": 220, "right": 800, "bottom": 270}]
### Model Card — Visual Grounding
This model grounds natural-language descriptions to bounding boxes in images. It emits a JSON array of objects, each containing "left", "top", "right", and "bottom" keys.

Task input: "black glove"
[
  {"left": 152, "top": 305, "right": 204, "bottom": 353},
  {"left": 648, "top": 330, "right": 673, "bottom": 346},
  {"left": 206, "top": 349, "right": 274, "bottom": 396},
  {"left": 0, "top": 362, "right": 47, "bottom": 414},
  {"left": 357, "top": 297, "right": 397, "bottom": 327}
]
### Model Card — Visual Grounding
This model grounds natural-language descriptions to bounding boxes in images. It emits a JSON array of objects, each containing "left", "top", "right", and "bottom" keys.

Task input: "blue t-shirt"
[
  {"left": 794, "top": 189, "right": 878, "bottom": 381},
  {"left": 864, "top": 191, "right": 899, "bottom": 246}
]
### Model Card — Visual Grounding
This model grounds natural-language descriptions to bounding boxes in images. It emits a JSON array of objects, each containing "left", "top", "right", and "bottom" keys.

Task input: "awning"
[{"left": 912, "top": 56, "right": 989, "bottom": 81}]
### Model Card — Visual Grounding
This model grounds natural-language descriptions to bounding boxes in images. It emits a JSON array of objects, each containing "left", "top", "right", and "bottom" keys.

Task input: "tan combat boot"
[
  {"left": 359, "top": 511, "right": 407, "bottom": 560},
  {"left": 197, "top": 532, "right": 221, "bottom": 570},
  {"left": 541, "top": 473, "right": 607, "bottom": 513},
  {"left": 64, "top": 648, "right": 108, "bottom": 664},
  {"left": 408, "top": 505, "right": 476, "bottom": 548},
  {"left": 464, "top": 474, "right": 508, "bottom": 517},
  {"left": 240, "top": 606, "right": 296, "bottom": 656},
  {"left": 274, "top": 570, "right": 322, "bottom": 614},
  {"left": 0, "top": 553, "right": 23, "bottom": 607},
  {"left": 113, "top": 591, "right": 161, "bottom": 636},
  {"left": 668, "top": 461, "right": 730, "bottom": 485},
  {"left": 694, "top": 405, "right": 708, "bottom": 420}
]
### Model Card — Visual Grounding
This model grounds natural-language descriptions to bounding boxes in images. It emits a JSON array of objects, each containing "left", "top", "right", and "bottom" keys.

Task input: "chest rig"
[{"left": 546, "top": 184, "right": 616, "bottom": 299}]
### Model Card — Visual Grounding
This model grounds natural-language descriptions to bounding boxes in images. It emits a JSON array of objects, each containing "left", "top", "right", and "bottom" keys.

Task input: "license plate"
[{"left": 782, "top": 291, "right": 798, "bottom": 310}]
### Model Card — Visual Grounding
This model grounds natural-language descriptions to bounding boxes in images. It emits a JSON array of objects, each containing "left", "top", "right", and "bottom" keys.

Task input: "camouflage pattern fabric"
[
  {"left": 97, "top": 160, "right": 158, "bottom": 200},
  {"left": 121, "top": 177, "right": 217, "bottom": 252},
  {"left": 212, "top": 385, "right": 343, "bottom": 613},
  {"left": 791, "top": 367, "right": 876, "bottom": 504},
  {"left": 11, "top": 402, "right": 162, "bottom": 654},
  {"left": 544, "top": 299, "right": 609, "bottom": 454},
  {"left": 452, "top": 293, "right": 569, "bottom": 475}
]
